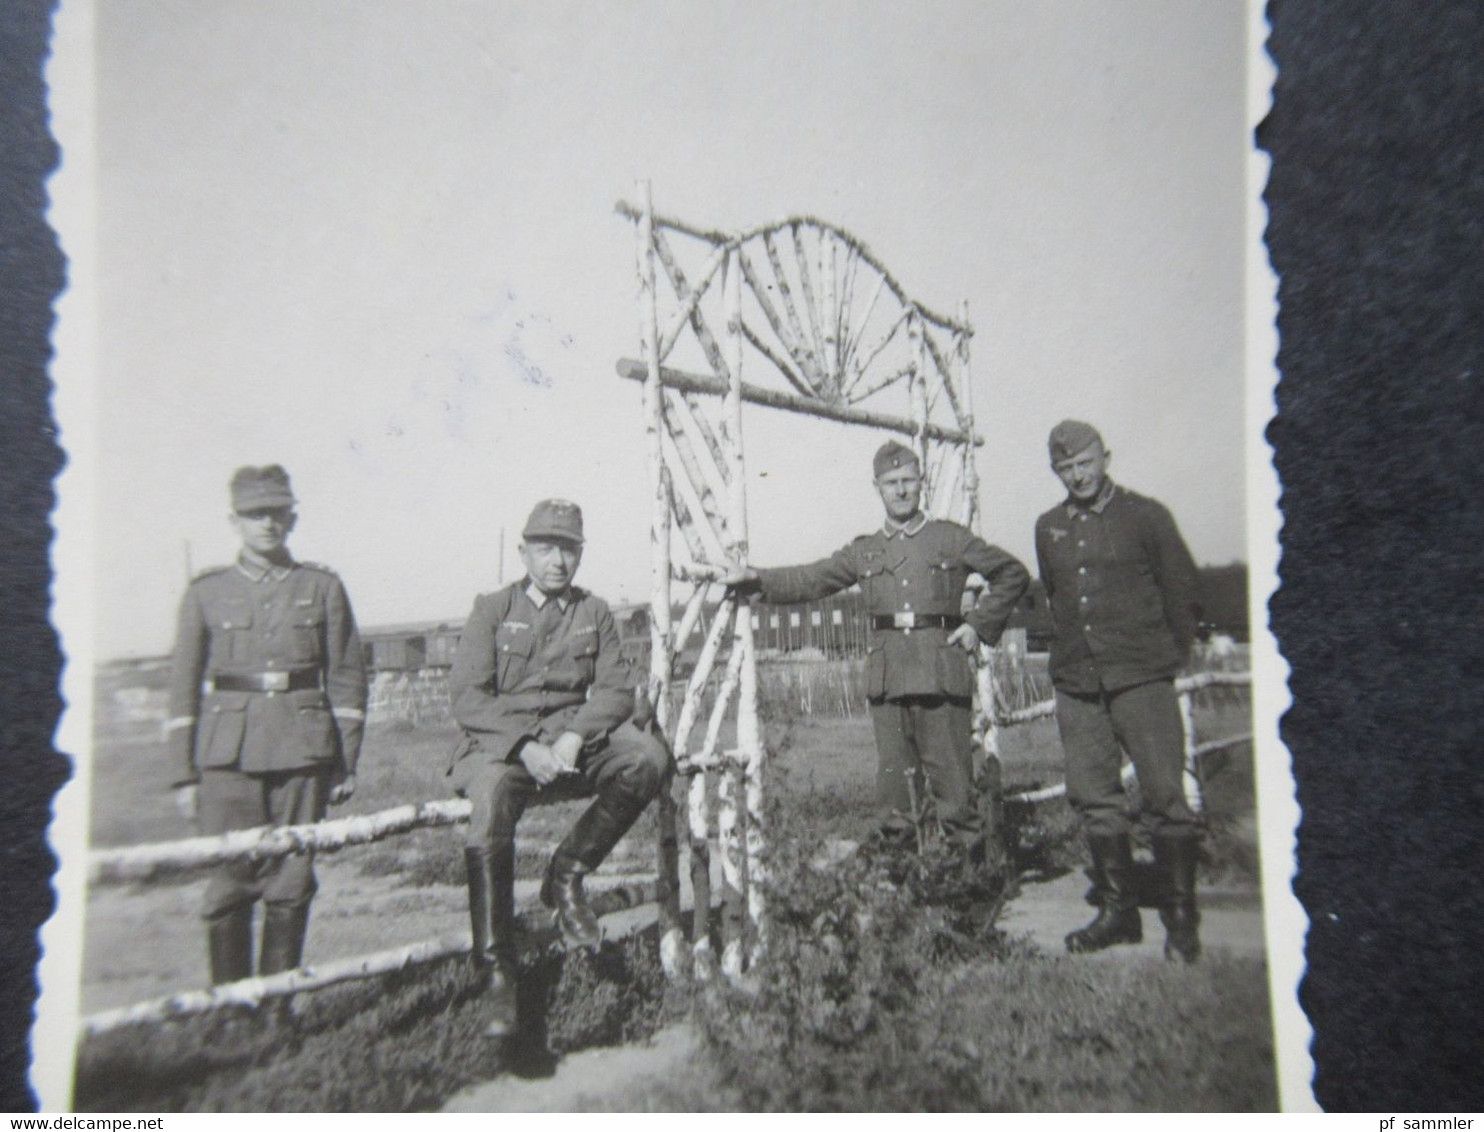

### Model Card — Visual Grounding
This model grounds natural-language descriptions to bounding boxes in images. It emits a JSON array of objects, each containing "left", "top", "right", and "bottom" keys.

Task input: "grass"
[
  {"left": 76, "top": 931, "right": 682, "bottom": 1112},
  {"left": 79, "top": 667, "right": 1271, "bottom": 1112}
]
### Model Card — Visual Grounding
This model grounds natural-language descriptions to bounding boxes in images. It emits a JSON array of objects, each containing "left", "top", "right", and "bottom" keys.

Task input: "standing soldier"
[
  {"left": 1034, "top": 421, "right": 1204, "bottom": 961},
  {"left": 165, "top": 465, "right": 367, "bottom": 984},
  {"left": 448, "top": 499, "right": 670, "bottom": 1039},
  {"left": 722, "top": 441, "right": 1029, "bottom": 862}
]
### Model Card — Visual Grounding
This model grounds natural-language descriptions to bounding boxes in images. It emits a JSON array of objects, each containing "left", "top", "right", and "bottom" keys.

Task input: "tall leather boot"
[
  {"left": 540, "top": 790, "right": 647, "bottom": 949},
  {"left": 1065, "top": 833, "right": 1143, "bottom": 953},
  {"left": 206, "top": 905, "right": 254, "bottom": 985},
  {"left": 259, "top": 902, "right": 311, "bottom": 976},
  {"left": 465, "top": 845, "right": 518, "bottom": 1037},
  {"left": 1154, "top": 835, "right": 1202, "bottom": 963}
]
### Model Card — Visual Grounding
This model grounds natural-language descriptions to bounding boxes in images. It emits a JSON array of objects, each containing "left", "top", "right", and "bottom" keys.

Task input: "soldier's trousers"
[
  {"left": 199, "top": 767, "right": 327, "bottom": 919},
  {"left": 453, "top": 722, "right": 671, "bottom": 852},
  {"left": 1055, "top": 678, "right": 1201, "bottom": 841},
  {"left": 870, "top": 695, "right": 982, "bottom": 848}
]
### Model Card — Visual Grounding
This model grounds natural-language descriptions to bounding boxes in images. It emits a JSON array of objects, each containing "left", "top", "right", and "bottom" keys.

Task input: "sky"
[{"left": 89, "top": 0, "right": 1251, "bottom": 659}]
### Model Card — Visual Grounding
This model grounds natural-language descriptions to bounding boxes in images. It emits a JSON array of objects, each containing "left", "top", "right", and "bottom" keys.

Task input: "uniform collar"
[
  {"left": 882, "top": 511, "right": 928, "bottom": 539},
  {"left": 236, "top": 552, "right": 294, "bottom": 583},
  {"left": 1064, "top": 479, "right": 1118, "bottom": 518},
  {"left": 524, "top": 580, "right": 573, "bottom": 610}
]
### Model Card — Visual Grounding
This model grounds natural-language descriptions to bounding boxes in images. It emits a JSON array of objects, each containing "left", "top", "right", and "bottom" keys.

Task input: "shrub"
[{"left": 692, "top": 833, "right": 1008, "bottom": 1111}]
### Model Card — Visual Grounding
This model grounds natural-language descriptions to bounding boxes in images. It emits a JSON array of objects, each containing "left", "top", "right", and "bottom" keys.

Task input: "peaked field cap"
[
  {"left": 873, "top": 440, "right": 920, "bottom": 477},
  {"left": 230, "top": 464, "right": 296, "bottom": 511},
  {"left": 1048, "top": 420, "right": 1104, "bottom": 462},
  {"left": 523, "top": 498, "right": 584, "bottom": 543}
]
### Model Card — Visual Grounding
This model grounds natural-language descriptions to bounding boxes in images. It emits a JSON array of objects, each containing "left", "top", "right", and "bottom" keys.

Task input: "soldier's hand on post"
[
  {"left": 717, "top": 564, "right": 761, "bottom": 593},
  {"left": 518, "top": 740, "right": 568, "bottom": 786},
  {"left": 948, "top": 622, "right": 982, "bottom": 653},
  {"left": 550, "top": 731, "right": 584, "bottom": 773},
  {"left": 328, "top": 773, "right": 357, "bottom": 805},
  {"left": 173, "top": 783, "right": 198, "bottom": 826}
]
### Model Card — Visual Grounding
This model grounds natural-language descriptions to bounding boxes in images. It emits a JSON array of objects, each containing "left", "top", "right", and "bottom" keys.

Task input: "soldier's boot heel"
[
  {"left": 1154, "top": 835, "right": 1202, "bottom": 964},
  {"left": 541, "top": 855, "right": 600, "bottom": 950},
  {"left": 206, "top": 905, "right": 254, "bottom": 985},
  {"left": 465, "top": 846, "right": 519, "bottom": 1038},
  {"left": 1065, "top": 906, "right": 1144, "bottom": 953},
  {"left": 1065, "top": 833, "right": 1143, "bottom": 954}
]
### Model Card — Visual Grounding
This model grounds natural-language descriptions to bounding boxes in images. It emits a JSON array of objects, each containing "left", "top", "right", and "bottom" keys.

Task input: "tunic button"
[
  {"left": 1077, "top": 541, "right": 1085, "bottom": 548},
  {"left": 1080, "top": 596, "right": 1088, "bottom": 603},
  {"left": 1079, "top": 567, "right": 1087, "bottom": 575},
  {"left": 1083, "top": 624, "right": 1091, "bottom": 631}
]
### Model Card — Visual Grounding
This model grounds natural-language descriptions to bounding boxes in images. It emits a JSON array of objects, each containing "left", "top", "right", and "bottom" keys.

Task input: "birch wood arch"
[{"left": 617, "top": 184, "right": 993, "bottom": 982}]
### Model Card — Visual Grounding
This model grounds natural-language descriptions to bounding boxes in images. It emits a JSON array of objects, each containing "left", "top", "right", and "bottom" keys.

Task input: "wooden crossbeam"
[{"left": 616, "top": 358, "right": 983, "bottom": 446}]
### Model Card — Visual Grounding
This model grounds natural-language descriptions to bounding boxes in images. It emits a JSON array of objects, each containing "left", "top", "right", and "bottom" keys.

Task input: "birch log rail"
[
  {"left": 89, "top": 799, "right": 474, "bottom": 885},
  {"left": 81, "top": 880, "right": 659, "bottom": 1036}
]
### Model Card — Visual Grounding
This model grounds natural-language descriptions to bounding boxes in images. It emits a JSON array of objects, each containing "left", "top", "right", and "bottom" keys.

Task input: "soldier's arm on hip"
[{"left": 961, "top": 531, "right": 1031, "bottom": 644}]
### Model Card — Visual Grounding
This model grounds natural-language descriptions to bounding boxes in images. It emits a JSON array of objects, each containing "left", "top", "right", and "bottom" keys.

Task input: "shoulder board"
[
  {"left": 190, "top": 564, "right": 232, "bottom": 583},
  {"left": 297, "top": 561, "right": 340, "bottom": 577},
  {"left": 851, "top": 532, "right": 879, "bottom": 545}
]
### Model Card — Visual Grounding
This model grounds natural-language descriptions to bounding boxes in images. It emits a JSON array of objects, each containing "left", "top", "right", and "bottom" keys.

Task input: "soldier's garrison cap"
[
  {"left": 522, "top": 498, "right": 584, "bottom": 544},
  {"left": 873, "top": 440, "right": 921, "bottom": 478},
  {"left": 230, "top": 465, "right": 296, "bottom": 512},
  {"left": 1048, "top": 420, "right": 1105, "bottom": 463}
]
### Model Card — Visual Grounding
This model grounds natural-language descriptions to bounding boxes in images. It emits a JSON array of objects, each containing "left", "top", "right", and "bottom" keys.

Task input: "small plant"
[{"left": 692, "top": 830, "right": 1008, "bottom": 1111}]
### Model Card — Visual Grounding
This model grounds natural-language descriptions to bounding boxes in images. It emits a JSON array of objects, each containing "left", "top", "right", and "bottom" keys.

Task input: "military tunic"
[
  {"left": 1033, "top": 481, "right": 1202, "bottom": 840},
  {"left": 448, "top": 580, "right": 669, "bottom": 850},
  {"left": 756, "top": 515, "right": 1029, "bottom": 846},
  {"left": 166, "top": 555, "right": 367, "bottom": 914}
]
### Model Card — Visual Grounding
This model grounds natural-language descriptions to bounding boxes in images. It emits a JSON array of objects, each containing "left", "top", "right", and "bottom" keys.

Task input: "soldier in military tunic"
[
  {"left": 448, "top": 499, "right": 670, "bottom": 1038},
  {"left": 723, "top": 441, "right": 1029, "bottom": 859},
  {"left": 1034, "top": 421, "right": 1204, "bottom": 961},
  {"left": 165, "top": 465, "right": 367, "bottom": 984}
]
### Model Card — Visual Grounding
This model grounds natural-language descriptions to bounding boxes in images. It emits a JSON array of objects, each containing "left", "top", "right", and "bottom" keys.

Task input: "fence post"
[{"left": 1178, "top": 689, "right": 1205, "bottom": 812}]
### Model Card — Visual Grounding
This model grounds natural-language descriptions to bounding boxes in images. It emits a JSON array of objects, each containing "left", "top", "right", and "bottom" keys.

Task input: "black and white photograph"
[{"left": 37, "top": 0, "right": 1304, "bottom": 1112}]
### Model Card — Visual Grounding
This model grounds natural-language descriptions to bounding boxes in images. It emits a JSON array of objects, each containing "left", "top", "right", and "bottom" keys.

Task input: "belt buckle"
[
  {"left": 894, "top": 611, "right": 917, "bottom": 629},
  {"left": 262, "top": 671, "right": 290, "bottom": 692}
]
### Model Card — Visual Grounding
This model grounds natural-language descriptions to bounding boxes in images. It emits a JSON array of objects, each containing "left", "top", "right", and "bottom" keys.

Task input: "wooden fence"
[{"left": 83, "top": 669, "right": 1252, "bottom": 1035}]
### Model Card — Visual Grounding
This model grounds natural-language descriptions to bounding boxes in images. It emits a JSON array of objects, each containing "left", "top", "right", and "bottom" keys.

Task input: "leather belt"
[
  {"left": 870, "top": 613, "right": 963, "bottom": 631},
  {"left": 210, "top": 669, "right": 322, "bottom": 693}
]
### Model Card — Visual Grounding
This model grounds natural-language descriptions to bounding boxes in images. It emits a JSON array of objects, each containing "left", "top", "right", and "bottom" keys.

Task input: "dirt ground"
[{"left": 442, "top": 865, "right": 1267, "bottom": 1112}]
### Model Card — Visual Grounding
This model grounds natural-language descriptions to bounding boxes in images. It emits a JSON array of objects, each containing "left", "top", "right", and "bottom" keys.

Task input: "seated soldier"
[{"left": 447, "top": 498, "right": 671, "bottom": 1038}]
